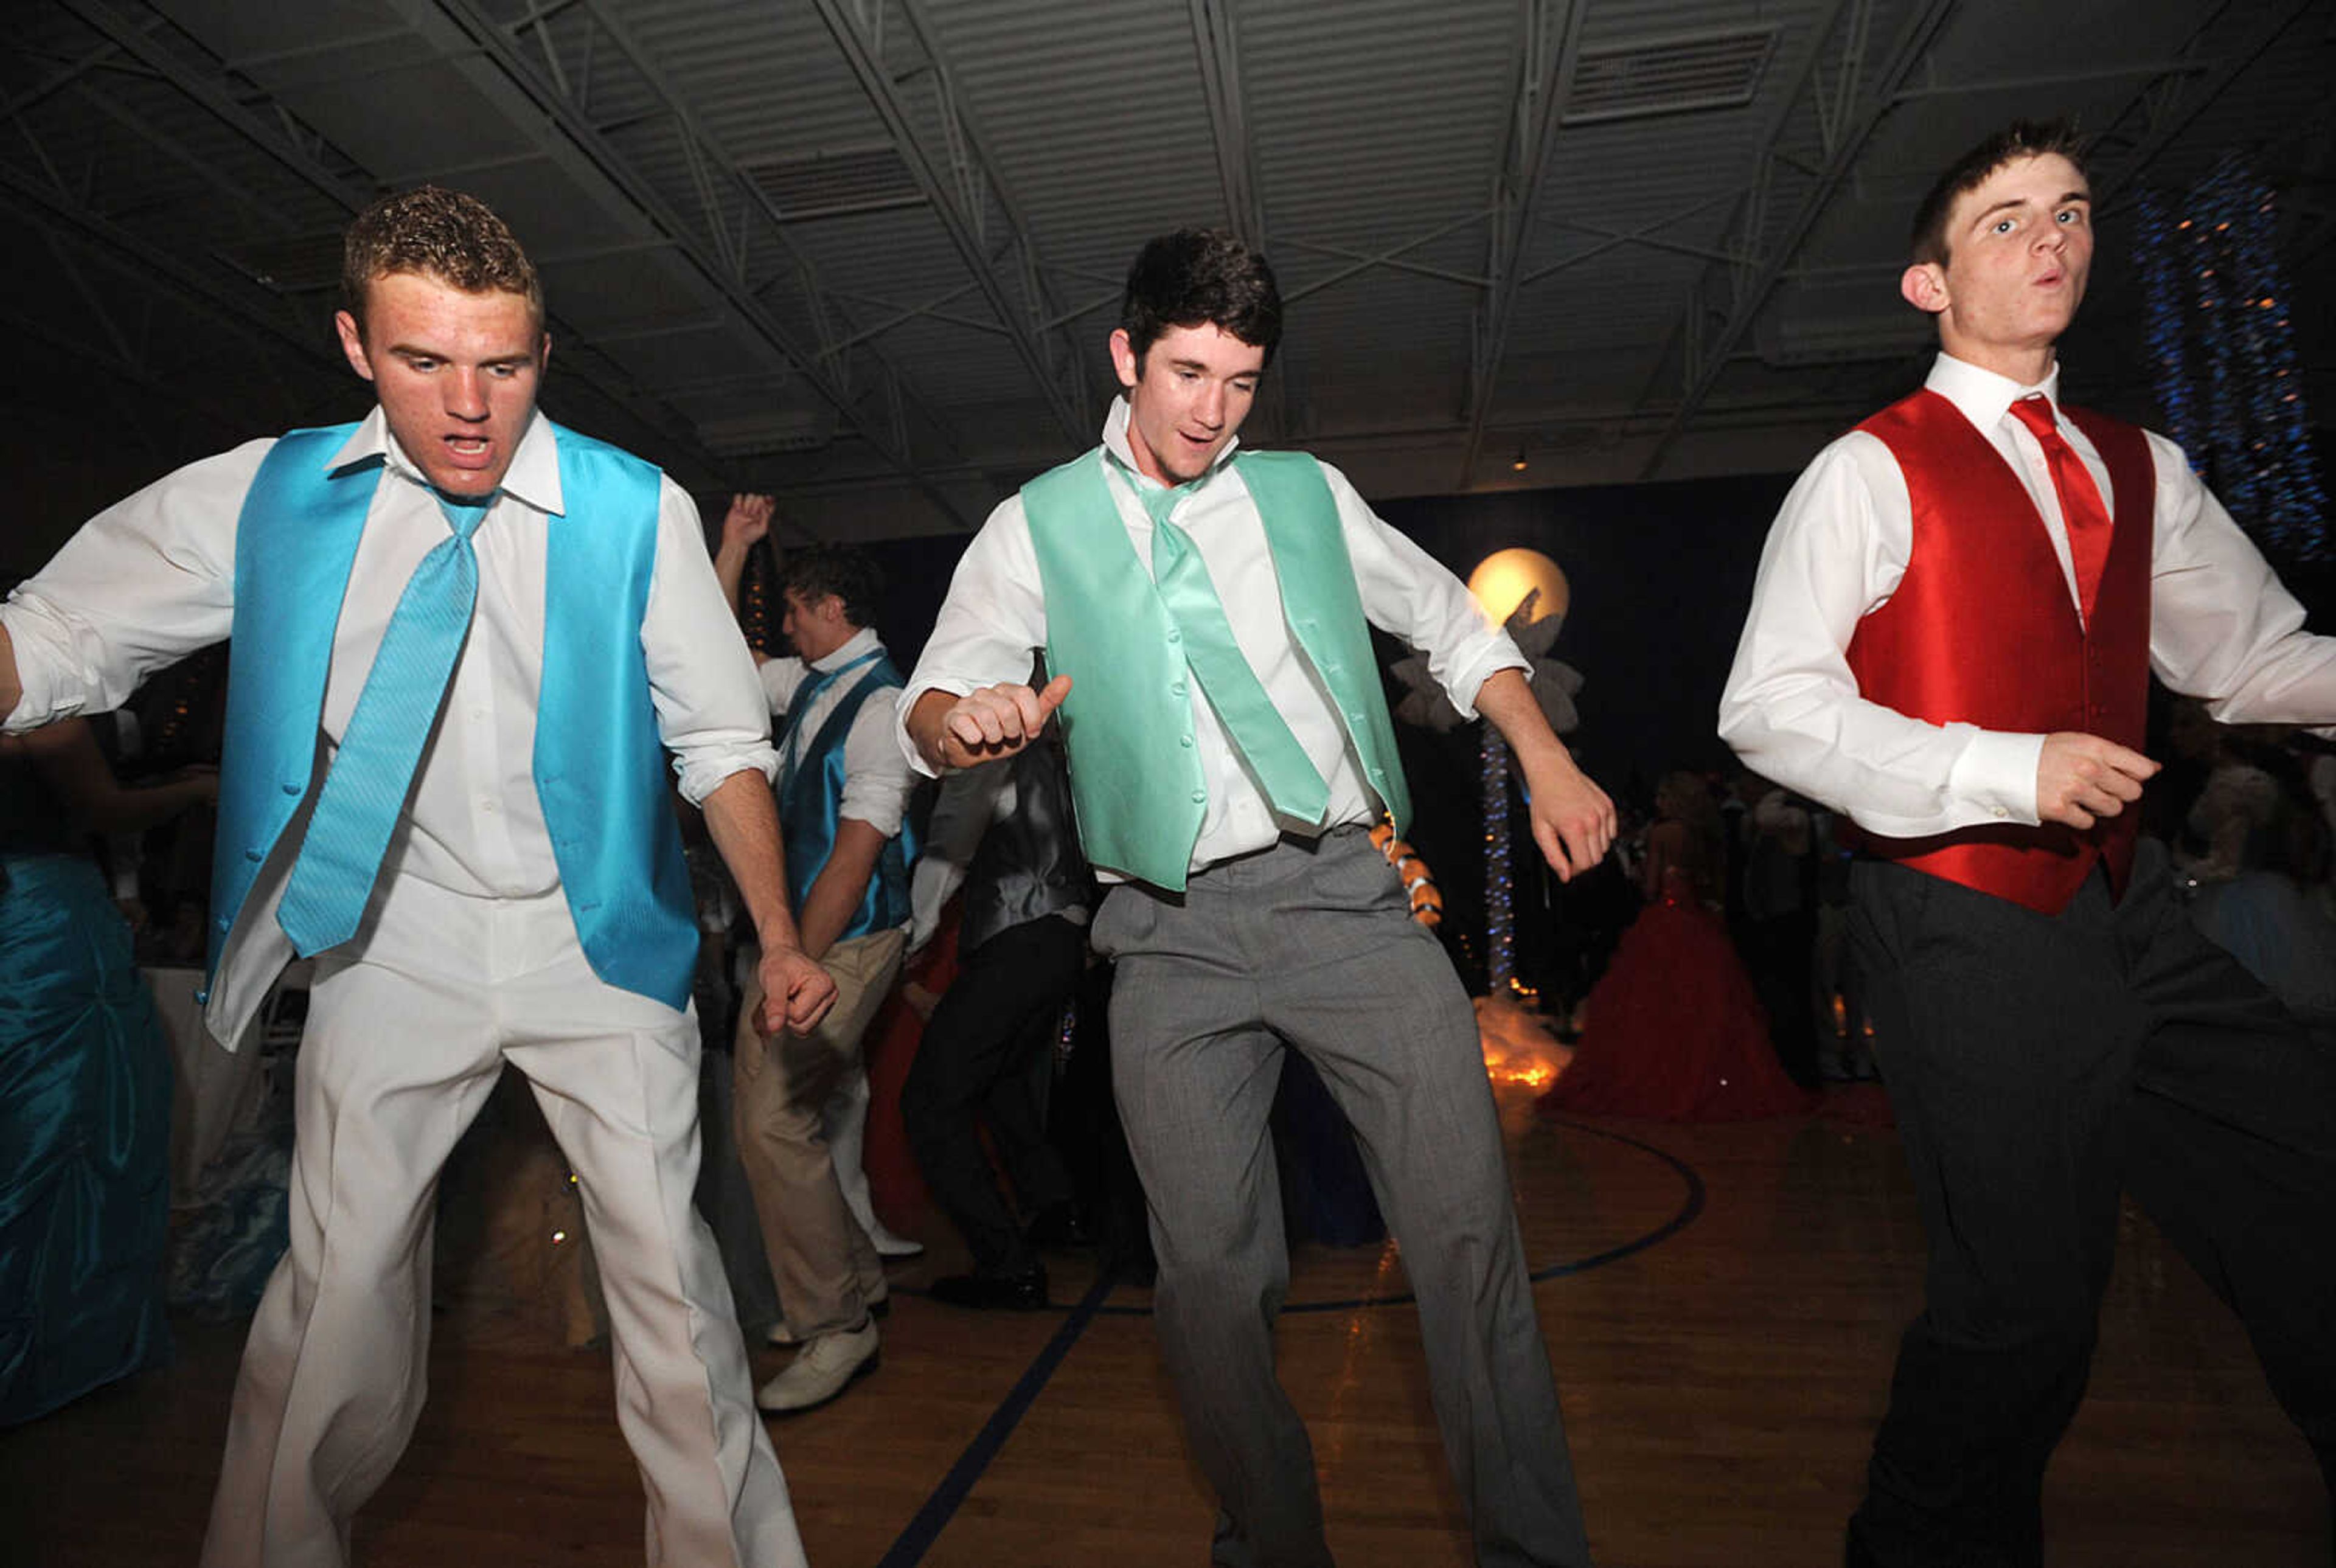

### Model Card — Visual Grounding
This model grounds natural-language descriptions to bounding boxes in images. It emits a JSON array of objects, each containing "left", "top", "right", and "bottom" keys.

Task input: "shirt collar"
[
  {"left": 1099, "top": 395, "right": 1243, "bottom": 493},
  {"left": 324, "top": 406, "right": 565, "bottom": 516},
  {"left": 809, "top": 623, "right": 882, "bottom": 675},
  {"left": 1925, "top": 350, "right": 2063, "bottom": 433}
]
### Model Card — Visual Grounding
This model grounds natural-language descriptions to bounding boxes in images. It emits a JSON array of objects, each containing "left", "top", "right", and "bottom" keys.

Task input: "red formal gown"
[{"left": 1537, "top": 865, "right": 1816, "bottom": 1122}]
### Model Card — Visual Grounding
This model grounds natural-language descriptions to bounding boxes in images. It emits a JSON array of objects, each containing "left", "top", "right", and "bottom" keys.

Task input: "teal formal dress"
[{"left": 0, "top": 754, "right": 173, "bottom": 1424}]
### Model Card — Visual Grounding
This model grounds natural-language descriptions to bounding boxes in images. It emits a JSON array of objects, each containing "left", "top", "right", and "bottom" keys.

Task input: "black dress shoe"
[
  {"left": 928, "top": 1268, "right": 1048, "bottom": 1310},
  {"left": 1023, "top": 1202, "right": 1094, "bottom": 1249}
]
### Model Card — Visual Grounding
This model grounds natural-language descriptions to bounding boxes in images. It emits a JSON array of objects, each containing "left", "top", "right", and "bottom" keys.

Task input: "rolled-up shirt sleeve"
[
  {"left": 1719, "top": 432, "right": 2047, "bottom": 836},
  {"left": 839, "top": 692, "right": 915, "bottom": 838},
  {"left": 895, "top": 496, "right": 1052, "bottom": 779},
  {"left": 1324, "top": 463, "right": 1526, "bottom": 718},
  {"left": 2146, "top": 432, "right": 2336, "bottom": 733},
  {"left": 639, "top": 476, "right": 780, "bottom": 803},
  {"left": 3, "top": 442, "right": 263, "bottom": 730}
]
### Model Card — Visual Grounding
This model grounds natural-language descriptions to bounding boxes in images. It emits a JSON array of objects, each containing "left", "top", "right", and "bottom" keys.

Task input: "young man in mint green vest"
[
  {"left": 0, "top": 188, "right": 834, "bottom": 1568},
  {"left": 902, "top": 229, "right": 1615, "bottom": 1567}
]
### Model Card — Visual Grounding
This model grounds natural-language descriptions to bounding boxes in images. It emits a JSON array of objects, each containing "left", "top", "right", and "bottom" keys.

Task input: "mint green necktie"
[
  {"left": 1142, "top": 482, "right": 1330, "bottom": 826},
  {"left": 276, "top": 494, "right": 491, "bottom": 954}
]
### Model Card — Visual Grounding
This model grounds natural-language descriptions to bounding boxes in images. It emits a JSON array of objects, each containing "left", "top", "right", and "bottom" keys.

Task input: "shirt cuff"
[
  {"left": 0, "top": 603, "right": 67, "bottom": 732},
  {"left": 673, "top": 743, "right": 780, "bottom": 807},
  {"left": 895, "top": 678, "right": 970, "bottom": 779},
  {"left": 1450, "top": 644, "right": 1531, "bottom": 722},
  {"left": 1947, "top": 729, "right": 2045, "bottom": 826}
]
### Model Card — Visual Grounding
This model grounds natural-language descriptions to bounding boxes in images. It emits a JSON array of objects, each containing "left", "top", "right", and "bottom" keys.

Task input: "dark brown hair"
[
  {"left": 1909, "top": 119, "right": 2090, "bottom": 266},
  {"left": 341, "top": 186, "right": 543, "bottom": 330},
  {"left": 1119, "top": 228, "right": 1282, "bottom": 367}
]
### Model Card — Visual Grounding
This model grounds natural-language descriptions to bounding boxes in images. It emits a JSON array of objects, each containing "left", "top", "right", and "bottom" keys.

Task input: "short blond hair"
[{"left": 341, "top": 186, "right": 543, "bottom": 330}]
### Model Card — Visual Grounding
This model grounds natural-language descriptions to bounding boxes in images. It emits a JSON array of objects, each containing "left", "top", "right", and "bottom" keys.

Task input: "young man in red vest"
[{"left": 1722, "top": 120, "right": 2336, "bottom": 1566}]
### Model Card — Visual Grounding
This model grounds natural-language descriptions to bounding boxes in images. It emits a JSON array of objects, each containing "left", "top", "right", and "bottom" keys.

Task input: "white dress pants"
[{"left": 198, "top": 876, "right": 804, "bottom": 1568}]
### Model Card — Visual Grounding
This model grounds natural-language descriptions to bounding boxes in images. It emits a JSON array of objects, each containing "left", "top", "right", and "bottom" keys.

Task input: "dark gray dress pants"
[{"left": 1093, "top": 827, "right": 1592, "bottom": 1568}]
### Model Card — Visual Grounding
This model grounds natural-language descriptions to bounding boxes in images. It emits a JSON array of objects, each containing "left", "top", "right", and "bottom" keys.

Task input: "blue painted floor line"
[
  {"left": 876, "top": 1269, "right": 1118, "bottom": 1568},
  {"left": 877, "top": 1122, "right": 1705, "bottom": 1562}
]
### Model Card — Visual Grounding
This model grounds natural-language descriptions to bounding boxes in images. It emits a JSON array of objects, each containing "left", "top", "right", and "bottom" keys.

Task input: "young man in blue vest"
[
  {"left": 0, "top": 187, "right": 836, "bottom": 1568},
  {"left": 902, "top": 229, "right": 1614, "bottom": 1568},
  {"left": 1722, "top": 120, "right": 2336, "bottom": 1566},
  {"left": 712, "top": 521, "right": 918, "bottom": 1414}
]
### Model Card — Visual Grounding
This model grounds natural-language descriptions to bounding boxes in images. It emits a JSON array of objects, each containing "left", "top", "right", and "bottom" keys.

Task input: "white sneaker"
[
  {"left": 756, "top": 1319, "right": 880, "bottom": 1414},
  {"left": 867, "top": 1222, "right": 925, "bottom": 1259},
  {"left": 764, "top": 1285, "right": 886, "bottom": 1347}
]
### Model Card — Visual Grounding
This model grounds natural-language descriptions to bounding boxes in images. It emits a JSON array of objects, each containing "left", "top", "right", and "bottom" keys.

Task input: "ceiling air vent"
[
  {"left": 1564, "top": 26, "right": 1779, "bottom": 126},
  {"left": 743, "top": 142, "right": 926, "bottom": 223},
  {"left": 216, "top": 229, "right": 348, "bottom": 296}
]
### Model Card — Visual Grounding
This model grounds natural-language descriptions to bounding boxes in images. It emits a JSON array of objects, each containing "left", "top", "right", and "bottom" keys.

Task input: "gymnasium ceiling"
[{"left": 4, "top": 0, "right": 2332, "bottom": 541}]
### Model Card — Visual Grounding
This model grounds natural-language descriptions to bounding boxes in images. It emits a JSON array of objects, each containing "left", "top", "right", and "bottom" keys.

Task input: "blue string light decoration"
[
  {"left": 1481, "top": 727, "right": 1515, "bottom": 991},
  {"left": 2135, "top": 189, "right": 2199, "bottom": 460},
  {"left": 2137, "top": 154, "right": 2329, "bottom": 561}
]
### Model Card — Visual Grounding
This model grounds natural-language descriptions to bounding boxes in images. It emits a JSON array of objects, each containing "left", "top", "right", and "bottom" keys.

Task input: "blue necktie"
[
  {"left": 276, "top": 495, "right": 491, "bottom": 954},
  {"left": 1141, "top": 482, "right": 1330, "bottom": 827}
]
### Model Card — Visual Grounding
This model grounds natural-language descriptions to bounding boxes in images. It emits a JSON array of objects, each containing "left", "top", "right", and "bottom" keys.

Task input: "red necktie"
[{"left": 2007, "top": 394, "right": 2113, "bottom": 624}]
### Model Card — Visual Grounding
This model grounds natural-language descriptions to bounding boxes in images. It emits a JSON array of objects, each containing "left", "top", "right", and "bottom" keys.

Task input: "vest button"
[
  {"left": 194, "top": 989, "right": 209, "bottom": 1006},
  {"left": 245, "top": 847, "right": 265, "bottom": 862},
  {"left": 1166, "top": 628, "right": 1181, "bottom": 644},
  {"left": 1189, "top": 789, "right": 1206, "bottom": 803},
  {"left": 1171, "top": 682, "right": 1186, "bottom": 697},
  {"left": 1180, "top": 735, "right": 1194, "bottom": 748},
  {"left": 282, "top": 781, "right": 302, "bottom": 795},
  {"left": 216, "top": 915, "right": 232, "bottom": 931}
]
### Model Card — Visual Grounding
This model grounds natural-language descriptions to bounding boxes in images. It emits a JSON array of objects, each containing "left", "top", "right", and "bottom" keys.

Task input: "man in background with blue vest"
[
  {"left": 1721, "top": 120, "right": 2336, "bottom": 1565},
  {"left": 900, "top": 228, "right": 1615, "bottom": 1568},
  {"left": 0, "top": 187, "right": 836, "bottom": 1568},
  {"left": 713, "top": 515, "right": 917, "bottom": 1415}
]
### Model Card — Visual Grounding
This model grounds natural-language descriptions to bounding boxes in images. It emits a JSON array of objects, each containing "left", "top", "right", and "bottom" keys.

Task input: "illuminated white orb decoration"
[{"left": 1465, "top": 547, "right": 1569, "bottom": 629}]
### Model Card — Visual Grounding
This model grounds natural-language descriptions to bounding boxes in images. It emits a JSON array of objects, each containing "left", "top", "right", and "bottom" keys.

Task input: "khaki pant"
[{"left": 730, "top": 926, "right": 904, "bottom": 1340}]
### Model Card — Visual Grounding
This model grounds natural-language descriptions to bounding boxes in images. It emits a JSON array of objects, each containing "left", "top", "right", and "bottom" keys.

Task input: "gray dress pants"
[{"left": 1092, "top": 826, "right": 1592, "bottom": 1568}]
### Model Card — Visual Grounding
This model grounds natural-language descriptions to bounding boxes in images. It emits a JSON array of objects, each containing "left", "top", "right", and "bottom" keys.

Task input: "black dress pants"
[
  {"left": 901, "top": 914, "right": 1086, "bottom": 1277},
  {"left": 1844, "top": 842, "right": 2336, "bottom": 1568}
]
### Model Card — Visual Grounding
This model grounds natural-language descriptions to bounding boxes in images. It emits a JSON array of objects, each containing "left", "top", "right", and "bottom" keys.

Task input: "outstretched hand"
[
  {"left": 1525, "top": 763, "right": 1618, "bottom": 883},
  {"left": 2037, "top": 731, "right": 2158, "bottom": 830},
  {"left": 933, "top": 674, "right": 1072, "bottom": 768}
]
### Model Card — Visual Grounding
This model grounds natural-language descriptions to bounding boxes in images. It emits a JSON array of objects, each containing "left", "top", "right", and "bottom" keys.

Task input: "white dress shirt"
[
  {"left": 4, "top": 407, "right": 777, "bottom": 1036},
  {"left": 899, "top": 398, "right": 1525, "bottom": 876},
  {"left": 1720, "top": 353, "right": 2336, "bottom": 838},
  {"left": 760, "top": 625, "right": 914, "bottom": 840}
]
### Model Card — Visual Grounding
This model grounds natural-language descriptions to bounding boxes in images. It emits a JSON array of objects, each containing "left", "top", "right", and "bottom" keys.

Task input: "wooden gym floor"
[{"left": 1, "top": 1077, "right": 2324, "bottom": 1567}]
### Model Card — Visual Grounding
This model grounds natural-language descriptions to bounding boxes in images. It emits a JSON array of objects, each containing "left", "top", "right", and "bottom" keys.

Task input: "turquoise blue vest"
[
  {"left": 208, "top": 421, "right": 699, "bottom": 1012},
  {"left": 775, "top": 653, "right": 914, "bottom": 942},
  {"left": 1021, "top": 448, "right": 1412, "bottom": 891}
]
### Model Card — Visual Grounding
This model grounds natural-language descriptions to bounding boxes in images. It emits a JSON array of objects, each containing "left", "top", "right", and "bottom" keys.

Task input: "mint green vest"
[{"left": 1021, "top": 448, "right": 1411, "bottom": 891}]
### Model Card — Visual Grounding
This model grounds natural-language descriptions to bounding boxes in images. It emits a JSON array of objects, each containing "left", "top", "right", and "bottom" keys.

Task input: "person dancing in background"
[
  {"left": 0, "top": 187, "right": 834, "bottom": 1568},
  {"left": 1721, "top": 119, "right": 2336, "bottom": 1566},
  {"left": 1535, "top": 771, "right": 1813, "bottom": 1123},
  {"left": 1, "top": 698, "right": 217, "bottom": 1426},
  {"left": 901, "top": 227, "right": 1613, "bottom": 1568}
]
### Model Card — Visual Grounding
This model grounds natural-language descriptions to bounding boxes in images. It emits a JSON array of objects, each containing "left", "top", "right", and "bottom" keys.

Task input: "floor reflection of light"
[{"left": 1321, "top": 1241, "right": 1403, "bottom": 1471}]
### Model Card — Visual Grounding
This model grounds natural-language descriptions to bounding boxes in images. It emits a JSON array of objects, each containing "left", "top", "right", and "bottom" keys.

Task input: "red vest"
[{"left": 1844, "top": 389, "right": 2156, "bottom": 914}]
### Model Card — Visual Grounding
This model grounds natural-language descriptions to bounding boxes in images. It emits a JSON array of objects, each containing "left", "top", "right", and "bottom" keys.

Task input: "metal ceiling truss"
[
  {"left": 2081, "top": 0, "right": 2323, "bottom": 207},
  {"left": 809, "top": 0, "right": 1094, "bottom": 448},
  {"left": 1186, "top": 0, "right": 1297, "bottom": 441},
  {"left": 403, "top": 0, "right": 983, "bottom": 527},
  {"left": 1458, "top": 0, "right": 1585, "bottom": 488},
  {"left": 40, "top": 0, "right": 737, "bottom": 496},
  {"left": 1635, "top": 0, "right": 1957, "bottom": 480}
]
